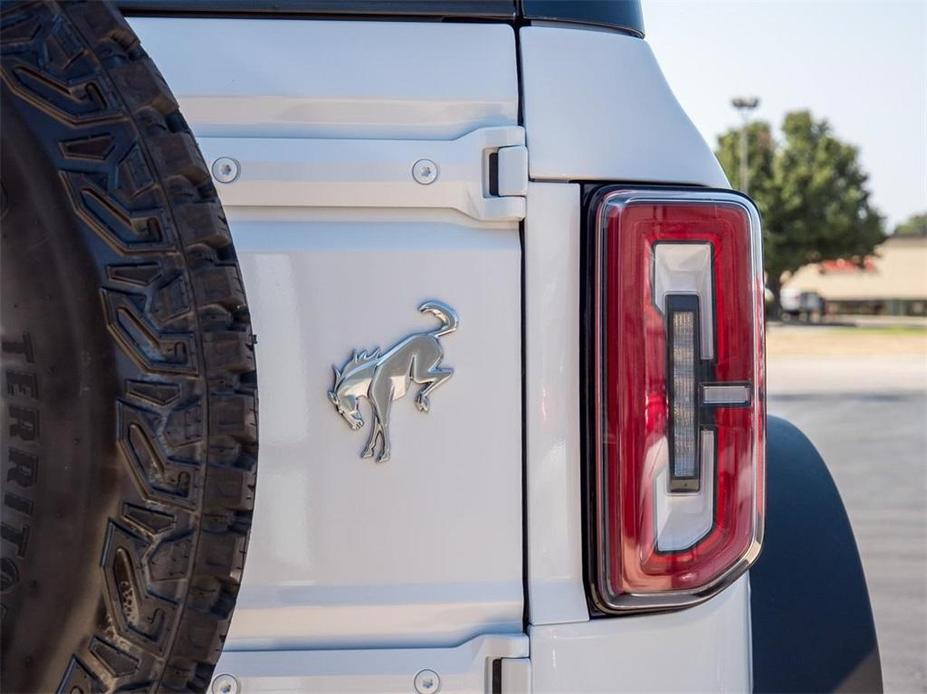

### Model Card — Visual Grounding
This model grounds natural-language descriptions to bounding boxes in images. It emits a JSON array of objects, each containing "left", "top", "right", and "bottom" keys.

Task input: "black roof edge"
[
  {"left": 519, "top": 0, "right": 644, "bottom": 37},
  {"left": 116, "top": 0, "right": 645, "bottom": 37},
  {"left": 116, "top": 1, "right": 517, "bottom": 20}
]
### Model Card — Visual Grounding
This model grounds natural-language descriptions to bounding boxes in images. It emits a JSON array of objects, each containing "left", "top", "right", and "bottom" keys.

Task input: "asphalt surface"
[{"left": 768, "top": 350, "right": 927, "bottom": 693}]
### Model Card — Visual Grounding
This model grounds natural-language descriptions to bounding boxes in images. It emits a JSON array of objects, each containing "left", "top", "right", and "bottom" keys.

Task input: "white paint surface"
[
  {"left": 226, "top": 215, "right": 523, "bottom": 649},
  {"left": 212, "top": 633, "right": 528, "bottom": 692},
  {"left": 531, "top": 576, "right": 753, "bottom": 693},
  {"left": 520, "top": 26, "right": 729, "bottom": 187},
  {"left": 194, "top": 128, "right": 526, "bottom": 221},
  {"left": 132, "top": 18, "right": 518, "bottom": 140},
  {"left": 524, "top": 182, "right": 589, "bottom": 626},
  {"left": 133, "top": 17, "right": 524, "bottom": 651}
]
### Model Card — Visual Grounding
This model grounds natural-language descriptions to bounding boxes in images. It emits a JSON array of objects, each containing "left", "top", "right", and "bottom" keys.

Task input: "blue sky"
[{"left": 646, "top": 0, "right": 926, "bottom": 228}]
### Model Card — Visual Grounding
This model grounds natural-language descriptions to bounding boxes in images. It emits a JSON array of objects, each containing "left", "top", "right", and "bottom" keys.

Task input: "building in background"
[{"left": 783, "top": 234, "right": 927, "bottom": 317}]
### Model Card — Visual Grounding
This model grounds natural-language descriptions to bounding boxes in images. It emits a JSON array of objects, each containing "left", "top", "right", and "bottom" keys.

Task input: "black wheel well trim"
[{"left": 751, "top": 415, "right": 882, "bottom": 693}]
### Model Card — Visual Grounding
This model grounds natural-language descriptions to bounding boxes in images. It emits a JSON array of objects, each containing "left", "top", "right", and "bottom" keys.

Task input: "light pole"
[{"left": 731, "top": 97, "right": 759, "bottom": 195}]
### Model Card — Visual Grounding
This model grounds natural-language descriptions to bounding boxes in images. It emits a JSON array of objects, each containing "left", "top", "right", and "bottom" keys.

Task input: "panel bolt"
[
  {"left": 412, "top": 159, "right": 438, "bottom": 185},
  {"left": 211, "top": 673, "right": 240, "bottom": 694},
  {"left": 414, "top": 669, "right": 440, "bottom": 694},
  {"left": 212, "top": 157, "right": 240, "bottom": 184}
]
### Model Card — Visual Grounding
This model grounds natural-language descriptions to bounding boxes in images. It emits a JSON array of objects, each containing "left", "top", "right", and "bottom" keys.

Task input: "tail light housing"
[{"left": 586, "top": 188, "right": 765, "bottom": 613}]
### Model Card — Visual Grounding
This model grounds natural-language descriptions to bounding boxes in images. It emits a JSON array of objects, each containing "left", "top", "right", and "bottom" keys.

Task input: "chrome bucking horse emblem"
[{"left": 328, "top": 301, "right": 458, "bottom": 463}]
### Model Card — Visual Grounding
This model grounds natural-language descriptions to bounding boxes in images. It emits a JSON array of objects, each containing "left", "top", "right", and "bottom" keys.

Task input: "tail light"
[{"left": 586, "top": 188, "right": 765, "bottom": 613}]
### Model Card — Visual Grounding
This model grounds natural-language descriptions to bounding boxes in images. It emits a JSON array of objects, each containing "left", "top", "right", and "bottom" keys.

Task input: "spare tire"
[{"left": 1, "top": 2, "right": 258, "bottom": 691}]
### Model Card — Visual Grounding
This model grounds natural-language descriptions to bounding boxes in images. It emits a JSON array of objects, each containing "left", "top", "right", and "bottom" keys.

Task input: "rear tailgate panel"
[{"left": 131, "top": 17, "right": 524, "bottom": 651}]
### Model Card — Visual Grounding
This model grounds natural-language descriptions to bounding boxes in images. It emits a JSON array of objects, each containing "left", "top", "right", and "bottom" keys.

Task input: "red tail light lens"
[{"left": 588, "top": 188, "right": 765, "bottom": 612}]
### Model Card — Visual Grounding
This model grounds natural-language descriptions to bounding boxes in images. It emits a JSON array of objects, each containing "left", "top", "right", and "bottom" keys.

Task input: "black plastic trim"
[
  {"left": 489, "top": 152, "right": 500, "bottom": 197},
  {"left": 665, "top": 293, "right": 702, "bottom": 492},
  {"left": 117, "top": 0, "right": 515, "bottom": 19},
  {"left": 520, "top": 0, "right": 644, "bottom": 37},
  {"left": 491, "top": 658, "right": 503, "bottom": 694},
  {"left": 116, "top": 0, "right": 645, "bottom": 37},
  {"left": 752, "top": 416, "right": 882, "bottom": 693}
]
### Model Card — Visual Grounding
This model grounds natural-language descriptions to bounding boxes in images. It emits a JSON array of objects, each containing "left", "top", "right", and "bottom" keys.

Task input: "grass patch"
[
  {"left": 826, "top": 325, "right": 927, "bottom": 336},
  {"left": 768, "top": 323, "right": 927, "bottom": 357}
]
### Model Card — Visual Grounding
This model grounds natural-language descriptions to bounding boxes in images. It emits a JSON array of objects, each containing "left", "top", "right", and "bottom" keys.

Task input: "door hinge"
[
  {"left": 197, "top": 126, "right": 527, "bottom": 223},
  {"left": 491, "top": 656, "right": 531, "bottom": 694}
]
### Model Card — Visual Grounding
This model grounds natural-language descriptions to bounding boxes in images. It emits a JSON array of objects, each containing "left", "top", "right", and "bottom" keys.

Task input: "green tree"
[
  {"left": 893, "top": 212, "right": 927, "bottom": 237},
  {"left": 716, "top": 111, "right": 885, "bottom": 310}
]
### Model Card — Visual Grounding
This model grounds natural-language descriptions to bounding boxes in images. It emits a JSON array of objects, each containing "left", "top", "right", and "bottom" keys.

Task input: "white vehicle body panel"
[
  {"left": 133, "top": 17, "right": 525, "bottom": 652},
  {"left": 531, "top": 576, "right": 752, "bottom": 693},
  {"left": 520, "top": 26, "right": 729, "bottom": 188},
  {"left": 131, "top": 18, "right": 518, "bottom": 140},
  {"left": 523, "top": 182, "right": 589, "bottom": 626},
  {"left": 194, "top": 128, "right": 527, "bottom": 222},
  {"left": 210, "top": 634, "right": 528, "bottom": 693},
  {"left": 132, "top": 14, "right": 750, "bottom": 693},
  {"left": 519, "top": 26, "right": 748, "bottom": 694},
  {"left": 223, "top": 214, "right": 522, "bottom": 650}
]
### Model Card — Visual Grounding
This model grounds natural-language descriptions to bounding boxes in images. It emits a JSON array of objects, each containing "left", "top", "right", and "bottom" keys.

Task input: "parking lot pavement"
[{"left": 767, "top": 324, "right": 927, "bottom": 693}]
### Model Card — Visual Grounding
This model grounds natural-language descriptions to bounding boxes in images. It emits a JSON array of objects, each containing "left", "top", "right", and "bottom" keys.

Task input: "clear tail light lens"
[{"left": 587, "top": 188, "right": 765, "bottom": 613}]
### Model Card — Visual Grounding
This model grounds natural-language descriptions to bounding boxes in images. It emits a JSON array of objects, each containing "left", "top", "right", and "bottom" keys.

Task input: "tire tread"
[{"left": 1, "top": 1, "right": 257, "bottom": 690}]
